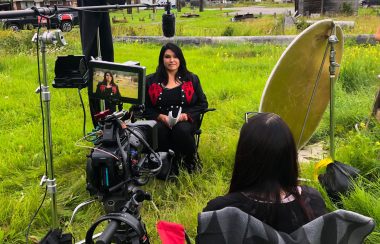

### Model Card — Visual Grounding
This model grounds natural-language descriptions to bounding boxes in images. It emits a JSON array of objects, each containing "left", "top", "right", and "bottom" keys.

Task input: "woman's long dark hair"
[
  {"left": 103, "top": 71, "right": 115, "bottom": 85},
  {"left": 229, "top": 113, "right": 313, "bottom": 220},
  {"left": 155, "top": 43, "right": 191, "bottom": 85}
]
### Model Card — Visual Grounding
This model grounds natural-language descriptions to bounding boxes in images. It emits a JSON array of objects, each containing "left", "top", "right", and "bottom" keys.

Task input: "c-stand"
[{"left": 33, "top": 29, "right": 67, "bottom": 231}]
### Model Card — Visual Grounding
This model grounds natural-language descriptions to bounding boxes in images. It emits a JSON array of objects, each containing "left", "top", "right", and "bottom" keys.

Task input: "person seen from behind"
[{"left": 203, "top": 112, "right": 327, "bottom": 233}]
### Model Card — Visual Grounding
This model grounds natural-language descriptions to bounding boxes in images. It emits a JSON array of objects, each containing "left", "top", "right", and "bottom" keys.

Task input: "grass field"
[
  {"left": 108, "top": 6, "right": 380, "bottom": 37},
  {"left": 0, "top": 3, "right": 379, "bottom": 243},
  {"left": 0, "top": 36, "right": 379, "bottom": 242}
]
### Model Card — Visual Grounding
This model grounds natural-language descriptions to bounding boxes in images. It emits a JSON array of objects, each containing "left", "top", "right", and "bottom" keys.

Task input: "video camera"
[{"left": 82, "top": 60, "right": 174, "bottom": 243}]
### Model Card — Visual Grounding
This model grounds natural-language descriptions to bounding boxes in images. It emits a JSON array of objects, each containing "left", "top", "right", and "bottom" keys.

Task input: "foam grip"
[{"left": 162, "top": 13, "right": 175, "bottom": 38}]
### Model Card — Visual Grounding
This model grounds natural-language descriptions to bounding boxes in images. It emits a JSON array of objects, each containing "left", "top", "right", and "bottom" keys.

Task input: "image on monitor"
[{"left": 88, "top": 60, "right": 146, "bottom": 105}]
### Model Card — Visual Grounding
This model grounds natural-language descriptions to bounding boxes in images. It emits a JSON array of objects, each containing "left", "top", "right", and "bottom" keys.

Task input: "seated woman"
[
  {"left": 144, "top": 43, "right": 208, "bottom": 173},
  {"left": 203, "top": 113, "right": 327, "bottom": 233},
  {"left": 95, "top": 71, "right": 121, "bottom": 113}
]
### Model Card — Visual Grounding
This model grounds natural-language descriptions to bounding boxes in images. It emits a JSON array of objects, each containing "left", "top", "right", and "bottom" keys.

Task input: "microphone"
[{"left": 162, "top": 1, "right": 175, "bottom": 37}]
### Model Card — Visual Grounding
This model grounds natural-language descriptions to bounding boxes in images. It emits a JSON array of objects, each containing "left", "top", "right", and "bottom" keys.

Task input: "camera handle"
[{"left": 86, "top": 190, "right": 151, "bottom": 244}]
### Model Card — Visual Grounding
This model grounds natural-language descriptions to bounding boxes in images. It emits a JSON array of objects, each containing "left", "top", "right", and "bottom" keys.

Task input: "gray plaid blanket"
[{"left": 197, "top": 207, "right": 375, "bottom": 244}]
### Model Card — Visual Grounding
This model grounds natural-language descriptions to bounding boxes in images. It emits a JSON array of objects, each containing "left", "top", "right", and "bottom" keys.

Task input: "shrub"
[
  {"left": 221, "top": 26, "right": 234, "bottom": 36},
  {"left": 295, "top": 19, "right": 309, "bottom": 31},
  {"left": 0, "top": 31, "right": 35, "bottom": 54},
  {"left": 339, "top": 45, "right": 379, "bottom": 93},
  {"left": 342, "top": 3, "right": 354, "bottom": 16},
  {"left": 336, "top": 129, "right": 380, "bottom": 177},
  {"left": 340, "top": 62, "right": 377, "bottom": 93}
]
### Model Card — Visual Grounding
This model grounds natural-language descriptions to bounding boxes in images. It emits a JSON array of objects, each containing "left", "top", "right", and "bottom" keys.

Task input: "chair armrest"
[{"left": 200, "top": 108, "right": 216, "bottom": 115}]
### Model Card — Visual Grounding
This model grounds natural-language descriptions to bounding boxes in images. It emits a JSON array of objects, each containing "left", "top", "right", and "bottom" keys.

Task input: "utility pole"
[
  {"left": 176, "top": 0, "right": 181, "bottom": 12},
  {"left": 320, "top": 0, "right": 324, "bottom": 15}
]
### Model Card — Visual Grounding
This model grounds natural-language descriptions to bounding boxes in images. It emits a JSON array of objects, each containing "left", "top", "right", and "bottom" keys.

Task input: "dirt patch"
[{"left": 298, "top": 142, "right": 328, "bottom": 163}]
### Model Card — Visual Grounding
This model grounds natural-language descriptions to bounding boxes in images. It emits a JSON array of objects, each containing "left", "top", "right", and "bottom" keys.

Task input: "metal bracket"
[
  {"left": 46, "top": 178, "right": 56, "bottom": 193},
  {"left": 41, "top": 86, "right": 51, "bottom": 102},
  {"left": 35, "top": 85, "right": 51, "bottom": 101}
]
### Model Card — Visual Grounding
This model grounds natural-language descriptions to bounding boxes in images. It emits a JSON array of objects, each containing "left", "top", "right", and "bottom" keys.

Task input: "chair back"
[{"left": 197, "top": 207, "right": 375, "bottom": 244}]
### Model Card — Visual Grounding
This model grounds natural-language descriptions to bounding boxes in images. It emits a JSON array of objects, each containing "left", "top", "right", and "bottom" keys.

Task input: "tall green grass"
[{"left": 0, "top": 36, "right": 379, "bottom": 243}]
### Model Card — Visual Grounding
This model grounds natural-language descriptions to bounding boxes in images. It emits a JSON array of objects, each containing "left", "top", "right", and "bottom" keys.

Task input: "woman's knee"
[
  {"left": 156, "top": 122, "right": 171, "bottom": 150},
  {"left": 172, "top": 122, "right": 194, "bottom": 136},
  {"left": 171, "top": 122, "right": 196, "bottom": 153}
]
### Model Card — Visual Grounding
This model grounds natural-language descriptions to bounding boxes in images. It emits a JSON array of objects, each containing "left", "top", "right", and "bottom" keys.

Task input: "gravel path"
[{"left": 207, "top": 6, "right": 294, "bottom": 15}]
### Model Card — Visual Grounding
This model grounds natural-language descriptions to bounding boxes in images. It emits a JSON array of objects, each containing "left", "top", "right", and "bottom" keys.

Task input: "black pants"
[{"left": 156, "top": 121, "right": 196, "bottom": 156}]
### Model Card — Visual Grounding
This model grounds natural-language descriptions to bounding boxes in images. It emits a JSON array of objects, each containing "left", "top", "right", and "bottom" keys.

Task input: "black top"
[
  {"left": 95, "top": 81, "right": 121, "bottom": 113},
  {"left": 203, "top": 186, "right": 327, "bottom": 233},
  {"left": 159, "top": 86, "right": 183, "bottom": 117},
  {"left": 144, "top": 72, "right": 208, "bottom": 123},
  {"left": 95, "top": 81, "right": 121, "bottom": 101}
]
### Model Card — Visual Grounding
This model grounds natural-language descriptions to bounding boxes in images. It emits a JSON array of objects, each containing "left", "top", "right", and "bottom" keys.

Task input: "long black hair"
[
  {"left": 229, "top": 113, "right": 314, "bottom": 221},
  {"left": 229, "top": 113, "right": 299, "bottom": 199},
  {"left": 155, "top": 42, "right": 191, "bottom": 85},
  {"left": 103, "top": 71, "right": 115, "bottom": 85}
]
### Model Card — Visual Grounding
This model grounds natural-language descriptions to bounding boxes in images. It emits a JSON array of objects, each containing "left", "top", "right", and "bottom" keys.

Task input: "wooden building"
[{"left": 297, "top": 0, "right": 359, "bottom": 15}]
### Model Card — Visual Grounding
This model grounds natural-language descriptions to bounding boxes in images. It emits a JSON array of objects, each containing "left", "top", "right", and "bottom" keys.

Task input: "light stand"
[
  {"left": 96, "top": 28, "right": 106, "bottom": 111},
  {"left": 328, "top": 26, "right": 340, "bottom": 161},
  {"left": 33, "top": 30, "right": 67, "bottom": 230}
]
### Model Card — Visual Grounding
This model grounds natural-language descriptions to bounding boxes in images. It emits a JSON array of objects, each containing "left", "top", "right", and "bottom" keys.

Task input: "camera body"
[{"left": 86, "top": 111, "right": 166, "bottom": 212}]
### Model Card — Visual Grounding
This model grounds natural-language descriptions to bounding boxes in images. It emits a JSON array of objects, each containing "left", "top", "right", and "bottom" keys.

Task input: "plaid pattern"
[{"left": 197, "top": 207, "right": 375, "bottom": 244}]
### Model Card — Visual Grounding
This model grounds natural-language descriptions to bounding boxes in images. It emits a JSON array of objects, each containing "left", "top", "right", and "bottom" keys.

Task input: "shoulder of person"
[
  {"left": 300, "top": 185, "right": 328, "bottom": 217},
  {"left": 146, "top": 73, "right": 160, "bottom": 86},
  {"left": 203, "top": 192, "right": 245, "bottom": 212},
  {"left": 146, "top": 73, "right": 156, "bottom": 82},
  {"left": 182, "top": 73, "right": 201, "bottom": 88},
  {"left": 300, "top": 185, "right": 324, "bottom": 200},
  {"left": 190, "top": 72, "right": 200, "bottom": 82},
  {"left": 180, "top": 72, "right": 198, "bottom": 82}
]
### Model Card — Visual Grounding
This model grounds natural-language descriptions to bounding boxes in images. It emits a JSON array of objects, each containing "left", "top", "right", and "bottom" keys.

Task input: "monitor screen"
[{"left": 88, "top": 60, "right": 146, "bottom": 105}]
